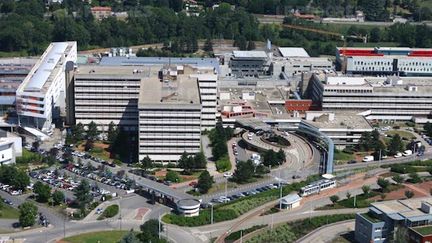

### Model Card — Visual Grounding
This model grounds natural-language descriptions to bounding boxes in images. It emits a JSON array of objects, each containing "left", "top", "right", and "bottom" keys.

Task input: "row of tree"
[
  {"left": 358, "top": 129, "right": 405, "bottom": 158},
  {"left": 209, "top": 123, "right": 233, "bottom": 161}
]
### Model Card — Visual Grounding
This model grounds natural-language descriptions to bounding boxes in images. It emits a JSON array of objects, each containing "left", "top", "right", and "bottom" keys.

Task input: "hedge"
[
  {"left": 97, "top": 204, "right": 119, "bottom": 220},
  {"left": 162, "top": 208, "right": 237, "bottom": 226},
  {"left": 225, "top": 225, "right": 266, "bottom": 242},
  {"left": 247, "top": 214, "right": 355, "bottom": 243}
]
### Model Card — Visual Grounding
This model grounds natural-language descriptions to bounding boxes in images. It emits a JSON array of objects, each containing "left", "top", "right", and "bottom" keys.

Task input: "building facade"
[
  {"left": 336, "top": 47, "right": 432, "bottom": 76},
  {"left": 310, "top": 74, "right": 432, "bottom": 122},
  {"left": 138, "top": 66, "right": 202, "bottom": 162},
  {"left": 73, "top": 66, "right": 142, "bottom": 131},
  {"left": 355, "top": 198, "right": 432, "bottom": 243},
  {"left": 229, "top": 51, "right": 270, "bottom": 77},
  {"left": 16, "top": 42, "right": 77, "bottom": 130}
]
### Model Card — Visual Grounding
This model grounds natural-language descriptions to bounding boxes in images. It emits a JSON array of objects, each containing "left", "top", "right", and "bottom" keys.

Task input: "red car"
[{"left": 189, "top": 181, "right": 198, "bottom": 187}]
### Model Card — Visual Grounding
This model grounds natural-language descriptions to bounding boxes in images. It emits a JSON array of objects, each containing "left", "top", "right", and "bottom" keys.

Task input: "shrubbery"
[
  {"left": 162, "top": 208, "right": 237, "bottom": 227},
  {"left": 247, "top": 214, "right": 355, "bottom": 243},
  {"left": 225, "top": 225, "right": 266, "bottom": 242},
  {"left": 215, "top": 156, "right": 232, "bottom": 172},
  {"left": 98, "top": 204, "right": 119, "bottom": 220}
]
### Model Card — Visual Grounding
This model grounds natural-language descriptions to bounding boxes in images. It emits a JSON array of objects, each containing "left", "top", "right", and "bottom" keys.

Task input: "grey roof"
[
  {"left": 232, "top": 51, "right": 268, "bottom": 59},
  {"left": 99, "top": 56, "right": 220, "bottom": 72},
  {"left": 25, "top": 42, "right": 68, "bottom": 91},
  {"left": 281, "top": 193, "right": 301, "bottom": 204}
]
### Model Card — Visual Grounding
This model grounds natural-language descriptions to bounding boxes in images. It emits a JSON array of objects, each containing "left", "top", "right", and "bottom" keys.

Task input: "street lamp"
[{"left": 211, "top": 203, "right": 214, "bottom": 224}]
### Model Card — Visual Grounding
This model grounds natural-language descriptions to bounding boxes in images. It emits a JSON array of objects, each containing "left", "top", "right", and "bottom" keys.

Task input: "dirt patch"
[{"left": 370, "top": 181, "right": 432, "bottom": 201}]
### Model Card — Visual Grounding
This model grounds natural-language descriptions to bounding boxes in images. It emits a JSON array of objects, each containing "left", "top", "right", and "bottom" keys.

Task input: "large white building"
[
  {"left": 138, "top": 66, "right": 203, "bottom": 162},
  {"left": 16, "top": 42, "right": 77, "bottom": 130},
  {"left": 310, "top": 72, "right": 432, "bottom": 122},
  {"left": 336, "top": 47, "right": 432, "bottom": 76},
  {"left": 73, "top": 66, "right": 142, "bottom": 131}
]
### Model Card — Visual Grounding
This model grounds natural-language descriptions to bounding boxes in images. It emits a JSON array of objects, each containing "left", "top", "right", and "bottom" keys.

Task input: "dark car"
[{"left": 347, "top": 160, "right": 357, "bottom": 164}]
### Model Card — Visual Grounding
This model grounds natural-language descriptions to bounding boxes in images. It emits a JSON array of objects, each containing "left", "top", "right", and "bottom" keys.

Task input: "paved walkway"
[{"left": 297, "top": 220, "right": 355, "bottom": 243}]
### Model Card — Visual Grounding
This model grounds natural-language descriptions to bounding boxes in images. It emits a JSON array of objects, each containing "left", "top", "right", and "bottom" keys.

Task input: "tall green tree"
[
  {"left": 52, "top": 190, "right": 65, "bottom": 205},
  {"left": 74, "top": 180, "right": 92, "bottom": 209},
  {"left": 232, "top": 160, "right": 255, "bottom": 183},
  {"left": 107, "top": 122, "right": 118, "bottom": 144},
  {"left": 197, "top": 170, "right": 213, "bottom": 193},
  {"left": 18, "top": 202, "right": 38, "bottom": 227},
  {"left": 86, "top": 121, "right": 99, "bottom": 141},
  {"left": 388, "top": 134, "right": 404, "bottom": 155},
  {"left": 33, "top": 181, "right": 51, "bottom": 203},
  {"left": 140, "top": 156, "right": 153, "bottom": 172}
]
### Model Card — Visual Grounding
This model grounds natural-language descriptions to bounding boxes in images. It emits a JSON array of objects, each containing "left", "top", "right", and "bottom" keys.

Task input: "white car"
[
  {"left": 223, "top": 172, "right": 233, "bottom": 178},
  {"left": 394, "top": 152, "right": 403, "bottom": 158}
]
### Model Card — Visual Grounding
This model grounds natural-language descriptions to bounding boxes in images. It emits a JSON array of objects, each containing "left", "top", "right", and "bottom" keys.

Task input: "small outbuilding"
[
  {"left": 280, "top": 194, "right": 302, "bottom": 210},
  {"left": 176, "top": 198, "right": 201, "bottom": 217}
]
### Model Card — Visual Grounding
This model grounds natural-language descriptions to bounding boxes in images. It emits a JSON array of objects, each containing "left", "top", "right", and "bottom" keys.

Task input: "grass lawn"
[
  {"left": 62, "top": 230, "right": 130, "bottom": 243},
  {"left": 0, "top": 203, "right": 19, "bottom": 219},
  {"left": 385, "top": 130, "right": 416, "bottom": 140},
  {"left": 334, "top": 150, "right": 355, "bottom": 163}
]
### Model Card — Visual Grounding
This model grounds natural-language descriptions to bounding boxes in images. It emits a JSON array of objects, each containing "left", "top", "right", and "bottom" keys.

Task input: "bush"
[
  {"left": 247, "top": 214, "right": 355, "bottom": 243},
  {"left": 216, "top": 156, "right": 231, "bottom": 172},
  {"left": 225, "top": 225, "right": 266, "bottom": 242},
  {"left": 97, "top": 204, "right": 119, "bottom": 220},
  {"left": 162, "top": 208, "right": 237, "bottom": 227},
  {"left": 91, "top": 147, "right": 104, "bottom": 153}
]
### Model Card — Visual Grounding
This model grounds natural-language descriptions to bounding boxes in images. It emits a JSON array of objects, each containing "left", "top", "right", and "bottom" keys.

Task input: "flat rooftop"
[
  {"left": 372, "top": 197, "right": 432, "bottom": 216},
  {"left": 76, "top": 65, "right": 153, "bottom": 78},
  {"left": 232, "top": 51, "right": 268, "bottom": 59},
  {"left": 18, "top": 42, "right": 76, "bottom": 93},
  {"left": 219, "top": 86, "right": 296, "bottom": 119},
  {"left": 139, "top": 65, "right": 203, "bottom": 105},
  {"left": 305, "top": 112, "right": 372, "bottom": 130},
  {"left": 278, "top": 47, "right": 310, "bottom": 58},
  {"left": 99, "top": 56, "right": 220, "bottom": 72},
  {"left": 412, "top": 225, "right": 432, "bottom": 236}
]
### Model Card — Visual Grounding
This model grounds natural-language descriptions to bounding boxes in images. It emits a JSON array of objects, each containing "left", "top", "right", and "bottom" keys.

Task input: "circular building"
[{"left": 176, "top": 198, "right": 201, "bottom": 217}]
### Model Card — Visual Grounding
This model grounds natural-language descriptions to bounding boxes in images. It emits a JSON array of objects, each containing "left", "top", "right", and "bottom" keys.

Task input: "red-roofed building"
[
  {"left": 91, "top": 6, "right": 112, "bottom": 20},
  {"left": 336, "top": 47, "right": 432, "bottom": 76}
]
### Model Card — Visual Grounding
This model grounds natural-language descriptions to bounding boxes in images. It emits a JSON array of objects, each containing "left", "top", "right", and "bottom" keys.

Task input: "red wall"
[{"left": 285, "top": 100, "right": 320, "bottom": 112}]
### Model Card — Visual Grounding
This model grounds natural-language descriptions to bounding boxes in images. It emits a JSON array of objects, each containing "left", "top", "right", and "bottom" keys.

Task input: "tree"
[
  {"left": 424, "top": 122, "right": 432, "bottom": 137},
  {"left": 362, "top": 185, "right": 371, "bottom": 196},
  {"left": 234, "top": 35, "right": 247, "bottom": 50},
  {"left": 86, "top": 121, "right": 99, "bottom": 141},
  {"left": 52, "top": 190, "right": 65, "bottom": 205},
  {"left": 346, "top": 191, "right": 351, "bottom": 199},
  {"left": 197, "top": 170, "right": 213, "bottom": 194},
  {"left": 138, "top": 219, "right": 166, "bottom": 243},
  {"left": 32, "top": 141, "right": 40, "bottom": 151},
  {"left": 71, "top": 123, "right": 85, "bottom": 141},
  {"left": 194, "top": 152, "right": 207, "bottom": 169},
  {"left": 392, "top": 174, "right": 404, "bottom": 184},
  {"left": 18, "top": 202, "right": 38, "bottom": 227},
  {"left": 12, "top": 170, "right": 30, "bottom": 191},
  {"left": 329, "top": 195, "right": 339, "bottom": 205},
  {"left": 370, "top": 27, "right": 382, "bottom": 42},
  {"left": 358, "top": 132, "right": 372, "bottom": 151},
  {"left": 84, "top": 139, "right": 94, "bottom": 151},
  {"left": 247, "top": 41, "right": 256, "bottom": 50},
  {"left": 408, "top": 172, "right": 422, "bottom": 183},
  {"left": 388, "top": 134, "right": 403, "bottom": 155},
  {"left": 405, "top": 190, "right": 414, "bottom": 199},
  {"left": 120, "top": 230, "right": 141, "bottom": 243},
  {"left": 107, "top": 122, "right": 118, "bottom": 144},
  {"left": 203, "top": 38, "right": 213, "bottom": 52},
  {"left": 74, "top": 180, "right": 92, "bottom": 209},
  {"left": 33, "top": 181, "right": 51, "bottom": 203},
  {"left": 165, "top": 170, "right": 180, "bottom": 182},
  {"left": 377, "top": 178, "right": 390, "bottom": 192},
  {"left": 178, "top": 152, "right": 194, "bottom": 174},
  {"left": 232, "top": 160, "right": 255, "bottom": 183},
  {"left": 140, "top": 156, "right": 153, "bottom": 173},
  {"left": 49, "top": 148, "right": 59, "bottom": 158}
]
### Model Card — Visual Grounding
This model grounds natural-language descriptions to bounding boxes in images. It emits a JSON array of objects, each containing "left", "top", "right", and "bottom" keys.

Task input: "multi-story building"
[
  {"left": 309, "top": 72, "right": 432, "bottom": 122},
  {"left": 16, "top": 42, "right": 77, "bottom": 130},
  {"left": 138, "top": 66, "right": 202, "bottom": 162},
  {"left": 301, "top": 111, "right": 373, "bottom": 148},
  {"left": 0, "top": 58, "right": 37, "bottom": 116},
  {"left": 336, "top": 47, "right": 432, "bottom": 76},
  {"left": 355, "top": 198, "right": 432, "bottom": 243},
  {"left": 193, "top": 73, "right": 217, "bottom": 131},
  {"left": 72, "top": 66, "right": 142, "bottom": 131},
  {"left": 272, "top": 47, "right": 333, "bottom": 77},
  {"left": 229, "top": 51, "right": 270, "bottom": 78}
]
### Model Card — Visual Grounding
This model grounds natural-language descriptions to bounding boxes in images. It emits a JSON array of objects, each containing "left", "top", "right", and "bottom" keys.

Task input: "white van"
[{"left": 362, "top": 155, "right": 374, "bottom": 162}]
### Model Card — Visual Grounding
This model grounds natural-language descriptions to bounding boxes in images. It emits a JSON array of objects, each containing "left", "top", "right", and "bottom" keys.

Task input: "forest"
[{"left": 0, "top": 0, "right": 431, "bottom": 57}]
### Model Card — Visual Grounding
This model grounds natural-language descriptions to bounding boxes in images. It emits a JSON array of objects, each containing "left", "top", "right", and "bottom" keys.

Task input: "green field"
[
  {"left": 334, "top": 150, "right": 355, "bottom": 163},
  {"left": 0, "top": 203, "right": 19, "bottom": 219},
  {"left": 385, "top": 130, "right": 416, "bottom": 140},
  {"left": 63, "top": 231, "right": 129, "bottom": 243}
]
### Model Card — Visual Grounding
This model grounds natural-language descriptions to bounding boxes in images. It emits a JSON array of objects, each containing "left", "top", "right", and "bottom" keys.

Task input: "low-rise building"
[
  {"left": 309, "top": 72, "right": 432, "bottom": 122},
  {"left": 176, "top": 198, "right": 201, "bottom": 217},
  {"left": 302, "top": 111, "right": 373, "bottom": 148},
  {"left": 355, "top": 198, "right": 432, "bottom": 243},
  {"left": 91, "top": 6, "right": 112, "bottom": 20},
  {"left": 280, "top": 194, "right": 302, "bottom": 210},
  {"left": 336, "top": 47, "right": 432, "bottom": 76}
]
